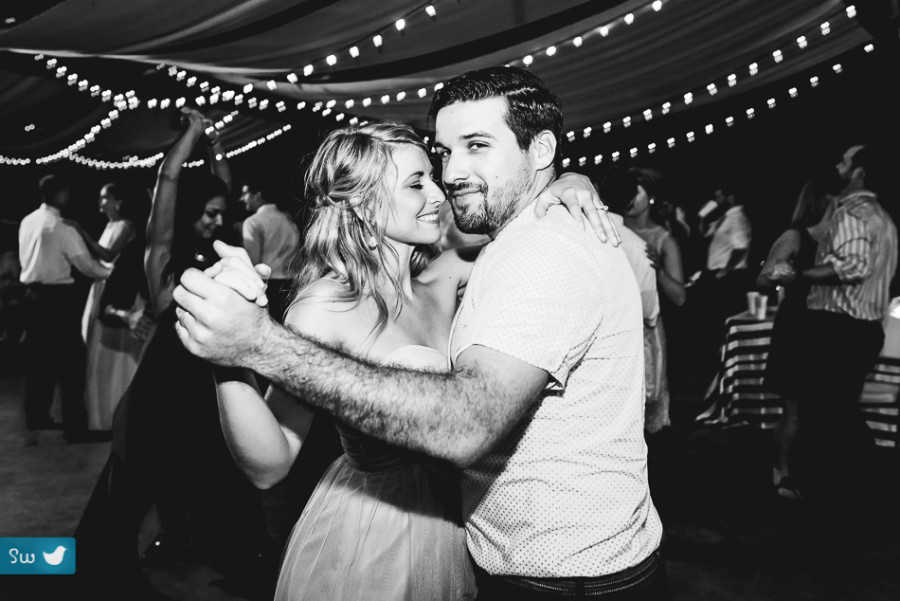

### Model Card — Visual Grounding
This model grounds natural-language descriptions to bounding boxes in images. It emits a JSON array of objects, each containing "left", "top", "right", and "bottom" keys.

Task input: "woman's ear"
[{"left": 349, "top": 198, "right": 368, "bottom": 223}]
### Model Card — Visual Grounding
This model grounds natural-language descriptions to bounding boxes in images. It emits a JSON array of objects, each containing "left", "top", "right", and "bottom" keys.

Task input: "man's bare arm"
[{"left": 173, "top": 271, "right": 547, "bottom": 467}]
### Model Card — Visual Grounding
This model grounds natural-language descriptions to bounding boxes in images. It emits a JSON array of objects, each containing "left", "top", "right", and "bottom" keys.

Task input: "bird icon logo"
[{"left": 42, "top": 546, "right": 66, "bottom": 566}]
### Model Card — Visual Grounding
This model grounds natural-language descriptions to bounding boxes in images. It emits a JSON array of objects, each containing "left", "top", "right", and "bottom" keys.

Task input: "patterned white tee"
[{"left": 450, "top": 203, "right": 663, "bottom": 578}]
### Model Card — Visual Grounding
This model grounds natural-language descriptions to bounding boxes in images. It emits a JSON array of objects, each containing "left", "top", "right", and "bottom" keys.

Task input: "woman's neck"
[
  {"left": 624, "top": 212, "right": 652, "bottom": 230},
  {"left": 379, "top": 239, "right": 416, "bottom": 299}
]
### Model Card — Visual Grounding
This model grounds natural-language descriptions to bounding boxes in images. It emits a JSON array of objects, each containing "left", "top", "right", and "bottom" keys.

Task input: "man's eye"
[{"left": 468, "top": 142, "right": 487, "bottom": 151}]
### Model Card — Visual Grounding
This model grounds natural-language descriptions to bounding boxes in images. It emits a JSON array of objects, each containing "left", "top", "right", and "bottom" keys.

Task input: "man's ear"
[{"left": 530, "top": 130, "right": 557, "bottom": 172}]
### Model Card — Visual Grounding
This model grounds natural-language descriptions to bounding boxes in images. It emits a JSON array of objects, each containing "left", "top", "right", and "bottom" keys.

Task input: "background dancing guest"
[
  {"left": 238, "top": 176, "right": 300, "bottom": 323},
  {"left": 755, "top": 170, "right": 838, "bottom": 500},
  {"left": 598, "top": 167, "right": 665, "bottom": 431},
  {"left": 785, "top": 144, "right": 897, "bottom": 526},
  {"left": 74, "top": 107, "right": 275, "bottom": 601},
  {"left": 18, "top": 173, "right": 111, "bottom": 442},
  {"left": 69, "top": 182, "right": 150, "bottom": 432}
]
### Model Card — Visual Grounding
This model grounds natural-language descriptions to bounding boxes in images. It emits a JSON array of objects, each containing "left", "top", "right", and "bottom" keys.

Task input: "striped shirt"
[{"left": 807, "top": 190, "right": 898, "bottom": 321}]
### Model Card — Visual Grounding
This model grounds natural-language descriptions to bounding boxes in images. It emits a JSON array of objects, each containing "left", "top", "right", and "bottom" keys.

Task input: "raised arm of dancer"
[
  {"left": 205, "top": 126, "right": 232, "bottom": 194},
  {"left": 145, "top": 107, "right": 207, "bottom": 315}
]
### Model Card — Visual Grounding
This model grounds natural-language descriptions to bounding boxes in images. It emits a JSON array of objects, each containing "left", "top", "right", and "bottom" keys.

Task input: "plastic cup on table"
[
  {"left": 755, "top": 294, "right": 768, "bottom": 319},
  {"left": 746, "top": 291, "right": 759, "bottom": 316}
]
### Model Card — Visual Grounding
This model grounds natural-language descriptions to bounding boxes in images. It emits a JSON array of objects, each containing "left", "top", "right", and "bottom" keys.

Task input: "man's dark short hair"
[
  {"left": 850, "top": 144, "right": 890, "bottom": 196},
  {"left": 428, "top": 66, "right": 563, "bottom": 162},
  {"left": 38, "top": 174, "right": 70, "bottom": 203}
]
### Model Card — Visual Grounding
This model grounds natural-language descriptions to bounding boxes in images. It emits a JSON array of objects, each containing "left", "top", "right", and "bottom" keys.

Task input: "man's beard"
[{"left": 448, "top": 161, "right": 532, "bottom": 235}]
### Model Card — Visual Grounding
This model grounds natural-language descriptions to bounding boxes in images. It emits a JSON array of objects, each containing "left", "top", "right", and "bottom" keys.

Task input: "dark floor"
[{"left": 1, "top": 350, "right": 899, "bottom": 601}]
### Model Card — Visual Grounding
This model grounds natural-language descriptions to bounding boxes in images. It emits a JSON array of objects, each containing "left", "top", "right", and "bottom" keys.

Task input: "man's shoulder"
[
  {"left": 19, "top": 207, "right": 45, "bottom": 226},
  {"left": 485, "top": 209, "right": 630, "bottom": 285},
  {"left": 495, "top": 210, "right": 598, "bottom": 261}
]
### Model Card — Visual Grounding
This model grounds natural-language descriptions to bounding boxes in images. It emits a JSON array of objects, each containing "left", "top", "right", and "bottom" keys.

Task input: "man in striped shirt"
[{"left": 793, "top": 144, "right": 897, "bottom": 514}]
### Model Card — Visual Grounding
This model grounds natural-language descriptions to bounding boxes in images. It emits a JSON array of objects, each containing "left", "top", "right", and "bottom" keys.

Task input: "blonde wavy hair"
[{"left": 290, "top": 123, "right": 438, "bottom": 338}]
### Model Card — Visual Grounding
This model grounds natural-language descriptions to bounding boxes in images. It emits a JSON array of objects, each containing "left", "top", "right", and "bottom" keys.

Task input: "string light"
[
  {"left": 243, "top": 0, "right": 851, "bottom": 117},
  {"left": 33, "top": 108, "right": 124, "bottom": 165},
  {"left": 560, "top": 42, "right": 862, "bottom": 166},
  {"left": 562, "top": 8, "right": 856, "bottom": 143}
]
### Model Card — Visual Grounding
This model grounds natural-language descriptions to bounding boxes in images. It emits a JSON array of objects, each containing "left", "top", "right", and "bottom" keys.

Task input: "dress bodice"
[{"left": 337, "top": 345, "right": 448, "bottom": 471}]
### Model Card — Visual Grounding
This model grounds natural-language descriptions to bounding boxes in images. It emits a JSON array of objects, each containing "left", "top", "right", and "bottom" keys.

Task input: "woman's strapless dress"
[{"left": 273, "top": 345, "right": 477, "bottom": 601}]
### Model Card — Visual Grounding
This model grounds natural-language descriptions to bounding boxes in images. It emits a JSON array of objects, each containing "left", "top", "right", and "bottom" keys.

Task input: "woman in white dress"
[{"left": 71, "top": 183, "right": 148, "bottom": 431}]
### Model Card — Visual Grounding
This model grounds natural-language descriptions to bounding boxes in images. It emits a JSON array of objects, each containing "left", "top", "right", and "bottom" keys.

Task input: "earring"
[
  {"left": 366, "top": 235, "right": 378, "bottom": 249},
  {"left": 649, "top": 198, "right": 655, "bottom": 205}
]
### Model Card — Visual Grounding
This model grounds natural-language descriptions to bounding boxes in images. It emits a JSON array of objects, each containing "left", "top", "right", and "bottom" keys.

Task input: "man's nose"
[{"left": 441, "top": 154, "right": 468, "bottom": 187}]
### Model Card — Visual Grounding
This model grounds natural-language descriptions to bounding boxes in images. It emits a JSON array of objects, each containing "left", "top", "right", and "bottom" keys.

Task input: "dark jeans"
[
  {"left": 794, "top": 310, "right": 884, "bottom": 508},
  {"left": 474, "top": 550, "right": 666, "bottom": 601},
  {"left": 22, "top": 283, "right": 87, "bottom": 432},
  {"left": 685, "top": 268, "right": 753, "bottom": 393}
]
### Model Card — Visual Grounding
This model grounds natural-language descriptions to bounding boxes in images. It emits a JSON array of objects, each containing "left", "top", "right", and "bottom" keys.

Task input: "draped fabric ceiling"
[{"left": 0, "top": 0, "right": 888, "bottom": 168}]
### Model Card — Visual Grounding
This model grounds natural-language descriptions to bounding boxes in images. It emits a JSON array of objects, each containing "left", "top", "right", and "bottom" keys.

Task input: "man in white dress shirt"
[
  {"left": 18, "top": 174, "right": 111, "bottom": 441},
  {"left": 239, "top": 178, "right": 300, "bottom": 323}
]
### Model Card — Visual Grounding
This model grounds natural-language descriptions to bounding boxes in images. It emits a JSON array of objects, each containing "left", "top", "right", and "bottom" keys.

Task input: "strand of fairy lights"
[
  {"left": 277, "top": 1, "right": 445, "bottom": 83},
  {"left": 58, "top": 121, "right": 293, "bottom": 170},
  {"left": 68, "top": 152, "right": 165, "bottom": 170},
  {"left": 1, "top": 3, "right": 863, "bottom": 168},
  {"left": 15, "top": 108, "right": 124, "bottom": 165},
  {"left": 31, "top": 54, "right": 142, "bottom": 111},
  {"left": 160, "top": 0, "right": 670, "bottom": 117},
  {"left": 158, "top": 64, "right": 351, "bottom": 124},
  {"left": 560, "top": 5, "right": 859, "bottom": 145},
  {"left": 313, "top": 0, "right": 668, "bottom": 110},
  {"left": 514, "top": 0, "right": 667, "bottom": 70},
  {"left": 559, "top": 41, "right": 874, "bottom": 168}
]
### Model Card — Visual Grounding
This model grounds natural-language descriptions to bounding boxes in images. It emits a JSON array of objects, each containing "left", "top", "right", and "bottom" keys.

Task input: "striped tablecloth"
[{"left": 700, "top": 310, "right": 900, "bottom": 448}]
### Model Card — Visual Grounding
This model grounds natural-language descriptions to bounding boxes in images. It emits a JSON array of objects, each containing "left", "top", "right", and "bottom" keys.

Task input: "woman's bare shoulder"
[{"left": 284, "top": 278, "right": 365, "bottom": 347}]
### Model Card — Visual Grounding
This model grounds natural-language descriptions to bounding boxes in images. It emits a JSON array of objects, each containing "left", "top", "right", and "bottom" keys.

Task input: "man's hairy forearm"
[{"left": 246, "top": 322, "right": 503, "bottom": 466}]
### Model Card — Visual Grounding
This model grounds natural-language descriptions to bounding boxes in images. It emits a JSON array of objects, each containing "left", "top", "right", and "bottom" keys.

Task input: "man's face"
[
  {"left": 240, "top": 185, "right": 259, "bottom": 212},
  {"left": 434, "top": 97, "right": 534, "bottom": 236}
]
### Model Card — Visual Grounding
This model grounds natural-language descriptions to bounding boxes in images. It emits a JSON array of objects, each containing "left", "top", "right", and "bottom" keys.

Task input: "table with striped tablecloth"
[{"left": 699, "top": 309, "right": 900, "bottom": 448}]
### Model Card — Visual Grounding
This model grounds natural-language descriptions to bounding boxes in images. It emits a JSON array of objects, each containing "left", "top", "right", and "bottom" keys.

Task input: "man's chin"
[{"left": 455, "top": 216, "right": 493, "bottom": 235}]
